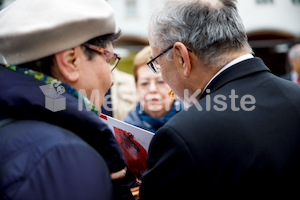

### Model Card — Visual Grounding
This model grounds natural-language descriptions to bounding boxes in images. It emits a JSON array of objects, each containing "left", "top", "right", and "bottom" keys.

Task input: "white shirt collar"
[{"left": 202, "top": 54, "right": 254, "bottom": 93}]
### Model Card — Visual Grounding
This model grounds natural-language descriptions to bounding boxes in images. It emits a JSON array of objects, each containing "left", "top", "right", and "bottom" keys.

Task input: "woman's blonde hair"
[{"left": 133, "top": 46, "right": 152, "bottom": 83}]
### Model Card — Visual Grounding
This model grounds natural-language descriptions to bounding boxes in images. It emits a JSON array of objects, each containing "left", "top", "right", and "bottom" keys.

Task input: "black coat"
[
  {"left": 281, "top": 71, "right": 292, "bottom": 81},
  {"left": 140, "top": 58, "right": 300, "bottom": 199}
]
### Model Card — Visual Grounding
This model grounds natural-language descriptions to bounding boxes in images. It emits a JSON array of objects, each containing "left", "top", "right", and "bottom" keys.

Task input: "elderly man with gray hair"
[
  {"left": 140, "top": 0, "right": 300, "bottom": 199},
  {"left": 0, "top": 0, "right": 135, "bottom": 199}
]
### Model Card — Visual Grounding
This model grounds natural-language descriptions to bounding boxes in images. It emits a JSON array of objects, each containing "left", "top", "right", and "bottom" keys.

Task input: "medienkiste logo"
[{"left": 39, "top": 80, "right": 66, "bottom": 112}]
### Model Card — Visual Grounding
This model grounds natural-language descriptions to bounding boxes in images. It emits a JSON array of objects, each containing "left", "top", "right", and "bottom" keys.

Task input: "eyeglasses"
[
  {"left": 82, "top": 43, "right": 121, "bottom": 71},
  {"left": 147, "top": 45, "right": 192, "bottom": 74},
  {"left": 147, "top": 45, "right": 173, "bottom": 74}
]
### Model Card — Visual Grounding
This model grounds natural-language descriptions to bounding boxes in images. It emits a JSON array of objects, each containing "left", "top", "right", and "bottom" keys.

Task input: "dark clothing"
[
  {"left": 140, "top": 58, "right": 300, "bottom": 199},
  {"left": 281, "top": 71, "right": 292, "bottom": 81},
  {"left": 0, "top": 66, "right": 133, "bottom": 200}
]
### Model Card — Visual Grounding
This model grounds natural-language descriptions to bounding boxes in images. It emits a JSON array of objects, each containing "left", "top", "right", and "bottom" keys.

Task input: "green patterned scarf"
[{"left": 2, "top": 64, "right": 100, "bottom": 116}]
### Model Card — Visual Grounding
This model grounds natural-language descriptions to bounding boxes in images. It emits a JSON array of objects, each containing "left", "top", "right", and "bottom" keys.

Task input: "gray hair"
[
  {"left": 149, "top": 0, "right": 252, "bottom": 67},
  {"left": 288, "top": 44, "right": 300, "bottom": 60}
]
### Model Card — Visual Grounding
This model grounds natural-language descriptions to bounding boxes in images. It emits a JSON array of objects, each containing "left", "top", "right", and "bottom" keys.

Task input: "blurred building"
[
  {"left": 108, "top": 0, "right": 300, "bottom": 75},
  {"left": 1, "top": 0, "right": 300, "bottom": 75},
  {"left": 238, "top": 0, "right": 300, "bottom": 75}
]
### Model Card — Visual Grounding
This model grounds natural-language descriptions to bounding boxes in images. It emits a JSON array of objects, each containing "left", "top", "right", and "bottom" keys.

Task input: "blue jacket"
[{"left": 0, "top": 66, "right": 132, "bottom": 200}]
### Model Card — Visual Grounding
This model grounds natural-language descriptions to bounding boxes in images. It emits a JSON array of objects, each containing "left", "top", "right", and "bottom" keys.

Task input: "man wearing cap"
[{"left": 0, "top": 0, "right": 134, "bottom": 199}]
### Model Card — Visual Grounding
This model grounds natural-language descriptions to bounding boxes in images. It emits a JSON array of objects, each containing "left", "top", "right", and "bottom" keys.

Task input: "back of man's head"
[{"left": 149, "top": 0, "right": 252, "bottom": 67}]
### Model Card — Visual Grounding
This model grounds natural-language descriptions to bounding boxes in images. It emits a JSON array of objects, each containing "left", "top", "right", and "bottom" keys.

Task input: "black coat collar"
[{"left": 201, "top": 58, "right": 271, "bottom": 99}]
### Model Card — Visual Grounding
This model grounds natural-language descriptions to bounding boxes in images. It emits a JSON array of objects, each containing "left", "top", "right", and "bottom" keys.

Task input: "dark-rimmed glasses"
[
  {"left": 147, "top": 45, "right": 173, "bottom": 74},
  {"left": 82, "top": 43, "right": 121, "bottom": 71}
]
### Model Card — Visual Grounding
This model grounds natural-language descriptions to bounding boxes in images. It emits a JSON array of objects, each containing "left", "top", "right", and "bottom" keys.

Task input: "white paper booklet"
[{"left": 100, "top": 114, "right": 154, "bottom": 181}]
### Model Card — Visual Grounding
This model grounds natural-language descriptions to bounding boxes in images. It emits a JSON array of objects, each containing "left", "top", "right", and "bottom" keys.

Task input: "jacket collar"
[{"left": 200, "top": 57, "right": 271, "bottom": 99}]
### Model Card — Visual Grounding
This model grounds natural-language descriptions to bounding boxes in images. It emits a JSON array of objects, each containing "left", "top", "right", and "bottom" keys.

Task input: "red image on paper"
[{"left": 114, "top": 127, "right": 147, "bottom": 181}]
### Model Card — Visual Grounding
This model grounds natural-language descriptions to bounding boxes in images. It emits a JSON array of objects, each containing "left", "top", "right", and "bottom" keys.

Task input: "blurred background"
[{"left": 1, "top": 0, "right": 300, "bottom": 76}]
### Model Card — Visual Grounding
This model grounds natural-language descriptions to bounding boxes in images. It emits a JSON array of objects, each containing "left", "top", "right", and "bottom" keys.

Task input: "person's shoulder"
[
  {"left": 0, "top": 119, "right": 87, "bottom": 156},
  {"left": 280, "top": 72, "right": 292, "bottom": 81},
  {"left": 0, "top": 120, "right": 88, "bottom": 184},
  {"left": 159, "top": 107, "right": 210, "bottom": 135},
  {"left": 272, "top": 73, "right": 300, "bottom": 97},
  {"left": 165, "top": 104, "right": 213, "bottom": 123},
  {"left": 157, "top": 102, "right": 231, "bottom": 143}
]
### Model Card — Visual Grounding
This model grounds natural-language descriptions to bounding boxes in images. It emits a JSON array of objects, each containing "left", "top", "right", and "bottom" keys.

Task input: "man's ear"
[
  {"left": 173, "top": 42, "right": 191, "bottom": 77},
  {"left": 54, "top": 47, "right": 81, "bottom": 82}
]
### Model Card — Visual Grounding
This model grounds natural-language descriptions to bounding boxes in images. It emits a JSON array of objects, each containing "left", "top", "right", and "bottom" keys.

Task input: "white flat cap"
[{"left": 0, "top": 0, "right": 117, "bottom": 65}]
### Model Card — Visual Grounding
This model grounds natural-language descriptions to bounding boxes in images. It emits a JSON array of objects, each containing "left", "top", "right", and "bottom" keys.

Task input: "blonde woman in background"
[{"left": 122, "top": 46, "right": 183, "bottom": 133}]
